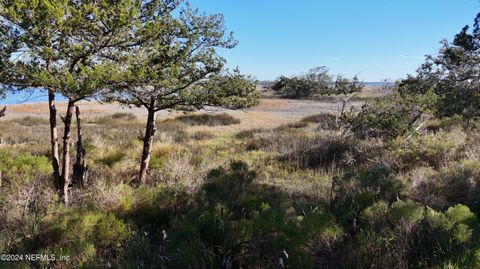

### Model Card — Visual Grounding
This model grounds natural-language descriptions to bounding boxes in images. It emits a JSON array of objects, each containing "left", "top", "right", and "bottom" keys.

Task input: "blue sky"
[{"left": 189, "top": 0, "right": 479, "bottom": 81}]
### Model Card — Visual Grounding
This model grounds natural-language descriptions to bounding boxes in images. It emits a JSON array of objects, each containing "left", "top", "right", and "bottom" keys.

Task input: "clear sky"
[{"left": 188, "top": 0, "right": 479, "bottom": 82}]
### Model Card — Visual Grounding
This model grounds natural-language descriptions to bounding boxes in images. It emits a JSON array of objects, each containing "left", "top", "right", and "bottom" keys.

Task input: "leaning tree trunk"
[
  {"left": 48, "top": 90, "right": 61, "bottom": 191},
  {"left": 72, "top": 106, "right": 88, "bottom": 186},
  {"left": 138, "top": 100, "right": 156, "bottom": 184},
  {"left": 60, "top": 100, "right": 75, "bottom": 204}
]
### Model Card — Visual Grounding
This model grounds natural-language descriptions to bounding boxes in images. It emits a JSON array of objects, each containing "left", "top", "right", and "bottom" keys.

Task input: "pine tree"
[
  {"left": 0, "top": 0, "right": 143, "bottom": 203},
  {"left": 105, "top": 3, "right": 259, "bottom": 184}
]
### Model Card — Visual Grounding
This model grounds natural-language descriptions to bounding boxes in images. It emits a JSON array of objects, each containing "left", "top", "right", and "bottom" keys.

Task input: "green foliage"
[
  {"left": 393, "top": 131, "right": 462, "bottom": 170},
  {"left": 0, "top": 0, "right": 141, "bottom": 101},
  {"left": 0, "top": 151, "right": 51, "bottom": 182},
  {"left": 104, "top": 3, "right": 260, "bottom": 113},
  {"left": 97, "top": 150, "right": 126, "bottom": 168},
  {"left": 167, "top": 161, "right": 343, "bottom": 268},
  {"left": 399, "top": 13, "right": 480, "bottom": 125},
  {"left": 272, "top": 66, "right": 363, "bottom": 98},
  {"left": 352, "top": 200, "right": 480, "bottom": 268},
  {"left": 344, "top": 91, "right": 437, "bottom": 139},
  {"left": 38, "top": 209, "right": 130, "bottom": 268},
  {"left": 332, "top": 163, "right": 403, "bottom": 225},
  {"left": 92, "top": 113, "right": 138, "bottom": 126}
]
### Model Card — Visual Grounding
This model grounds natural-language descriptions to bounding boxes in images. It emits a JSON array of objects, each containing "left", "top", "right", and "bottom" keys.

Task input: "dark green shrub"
[
  {"left": 91, "top": 113, "right": 137, "bottom": 125},
  {"left": 97, "top": 150, "right": 126, "bottom": 168},
  {"left": 351, "top": 200, "right": 480, "bottom": 268},
  {"left": 155, "top": 120, "right": 190, "bottom": 143},
  {"left": 275, "top": 121, "right": 309, "bottom": 130},
  {"left": 174, "top": 113, "right": 240, "bottom": 126},
  {"left": 344, "top": 91, "right": 436, "bottom": 139},
  {"left": 271, "top": 67, "right": 362, "bottom": 98},
  {"left": 301, "top": 113, "right": 338, "bottom": 130},
  {"left": 167, "top": 162, "right": 343, "bottom": 268},
  {"left": 282, "top": 136, "right": 353, "bottom": 170},
  {"left": 111, "top": 112, "right": 136, "bottom": 121},
  {"left": 35, "top": 209, "right": 130, "bottom": 268},
  {"left": 0, "top": 151, "right": 51, "bottom": 183},
  {"left": 331, "top": 163, "right": 403, "bottom": 225},
  {"left": 237, "top": 127, "right": 305, "bottom": 152}
]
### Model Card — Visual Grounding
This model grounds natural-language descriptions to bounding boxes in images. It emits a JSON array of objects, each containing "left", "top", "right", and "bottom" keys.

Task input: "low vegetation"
[
  {"left": 1, "top": 110, "right": 480, "bottom": 268},
  {"left": 172, "top": 113, "right": 241, "bottom": 126}
]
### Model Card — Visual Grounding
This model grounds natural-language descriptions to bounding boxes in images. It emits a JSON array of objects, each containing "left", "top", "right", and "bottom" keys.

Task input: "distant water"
[
  {"left": 1, "top": 82, "right": 393, "bottom": 105},
  {"left": 1, "top": 89, "right": 67, "bottom": 105}
]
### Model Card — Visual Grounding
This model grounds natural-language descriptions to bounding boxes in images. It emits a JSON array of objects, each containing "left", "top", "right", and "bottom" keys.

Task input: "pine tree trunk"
[
  {"left": 61, "top": 100, "right": 75, "bottom": 204},
  {"left": 138, "top": 100, "right": 156, "bottom": 184},
  {"left": 48, "top": 90, "right": 61, "bottom": 191},
  {"left": 73, "top": 106, "right": 88, "bottom": 186}
]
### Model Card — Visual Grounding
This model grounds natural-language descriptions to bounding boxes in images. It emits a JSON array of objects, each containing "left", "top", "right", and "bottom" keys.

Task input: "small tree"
[
  {"left": 400, "top": 12, "right": 480, "bottom": 125},
  {"left": 106, "top": 4, "right": 259, "bottom": 184},
  {"left": 344, "top": 89, "right": 437, "bottom": 140},
  {"left": 0, "top": 1, "right": 64, "bottom": 188},
  {"left": 0, "top": 0, "right": 145, "bottom": 203}
]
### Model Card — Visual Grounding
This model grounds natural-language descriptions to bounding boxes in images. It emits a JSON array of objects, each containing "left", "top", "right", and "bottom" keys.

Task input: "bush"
[
  {"left": 350, "top": 200, "right": 480, "bottom": 268},
  {"left": 271, "top": 67, "right": 362, "bottom": 98},
  {"left": 97, "top": 150, "right": 126, "bottom": 168},
  {"left": 168, "top": 162, "right": 343, "bottom": 268},
  {"left": 38, "top": 209, "right": 130, "bottom": 268},
  {"left": 13, "top": 116, "right": 49, "bottom": 126},
  {"left": 393, "top": 130, "right": 464, "bottom": 170},
  {"left": 91, "top": 113, "right": 137, "bottom": 125},
  {"left": 331, "top": 163, "right": 403, "bottom": 225},
  {"left": 301, "top": 113, "right": 338, "bottom": 130},
  {"left": 174, "top": 113, "right": 240, "bottom": 126},
  {"left": 412, "top": 161, "right": 480, "bottom": 211},
  {"left": 275, "top": 121, "right": 309, "bottom": 130},
  {"left": 344, "top": 91, "right": 436, "bottom": 139},
  {"left": 111, "top": 112, "right": 136, "bottom": 121},
  {"left": 281, "top": 135, "right": 380, "bottom": 170},
  {"left": 0, "top": 151, "right": 52, "bottom": 183}
]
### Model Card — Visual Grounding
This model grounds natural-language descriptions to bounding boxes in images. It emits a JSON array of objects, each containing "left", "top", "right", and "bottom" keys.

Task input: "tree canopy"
[
  {"left": 271, "top": 67, "right": 362, "bottom": 98},
  {"left": 399, "top": 12, "right": 480, "bottom": 125},
  {"left": 99, "top": 1, "right": 259, "bottom": 183}
]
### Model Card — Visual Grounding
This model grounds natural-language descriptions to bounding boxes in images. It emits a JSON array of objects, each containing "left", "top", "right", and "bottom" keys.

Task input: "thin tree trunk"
[
  {"left": 48, "top": 90, "right": 61, "bottom": 191},
  {"left": 0, "top": 107, "right": 4, "bottom": 187},
  {"left": 61, "top": 100, "right": 75, "bottom": 204},
  {"left": 73, "top": 106, "right": 88, "bottom": 186},
  {"left": 138, "top": 99, "right": 156, "bottom": 184}
]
